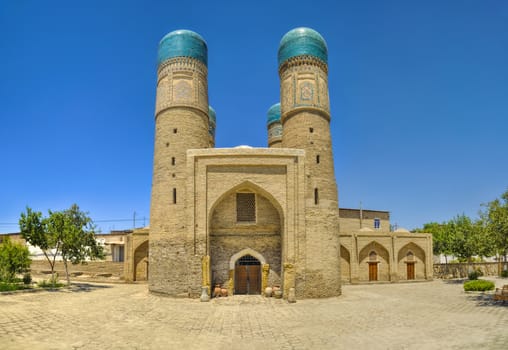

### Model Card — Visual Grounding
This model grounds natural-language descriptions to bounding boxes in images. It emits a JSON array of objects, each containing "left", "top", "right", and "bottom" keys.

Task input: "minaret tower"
[
  {"left": 267, "top": 102, "right": 282, "bottom": 147},
  {"left": 149, "top": 30, "right": 210, "bottom": 295},
  {"left": 278, "top": 28, "right": 341, "bottom": 297}
]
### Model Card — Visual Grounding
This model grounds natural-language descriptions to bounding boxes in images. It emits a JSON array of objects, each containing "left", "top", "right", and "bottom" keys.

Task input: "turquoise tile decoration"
[
  {"left": 278, "top": 27, "right": 327, "bottom": 67},
  {"left": 208, "top": 105, "right": 216, "bottom": 137},
  {"left": 158, "top": 29, "right": 208, "bottom": 66},
  {"left": 267, "top": 103, "right": 281, "bottom": 126}
]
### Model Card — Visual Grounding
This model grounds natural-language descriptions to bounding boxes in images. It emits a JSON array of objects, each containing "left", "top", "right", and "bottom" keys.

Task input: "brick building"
[{"left": 123, "top": 28, "right": 433, "bottom": 299}]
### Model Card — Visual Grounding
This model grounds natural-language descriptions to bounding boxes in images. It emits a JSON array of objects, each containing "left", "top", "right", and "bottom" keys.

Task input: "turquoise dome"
[
  {"left": 278, "top": 27, "right": 327, "bottom": 67},
  {"left": 267, "top": 103, "right": 281, "bottom": 126},
  {"left": 158, "top": 29, "right": 207, "bottom": 66}
]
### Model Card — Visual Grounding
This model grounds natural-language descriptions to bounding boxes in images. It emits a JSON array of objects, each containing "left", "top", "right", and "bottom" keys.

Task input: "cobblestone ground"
[{"left": 1, "top": 278, "right": 507, "bottom": 350}]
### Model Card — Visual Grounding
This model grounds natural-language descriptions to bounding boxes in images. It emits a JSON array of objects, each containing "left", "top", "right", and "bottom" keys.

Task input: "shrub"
[
  {"left": 463, "top": 279, "right": 495, "bottom": 291},
  {"left": 38, "top": 278, "right": 64, "bottom": 289},
  {"left": 23, "top": 273, "right": 32, "bottom": 285},
  {"left": 0, "top": 281, "right": 31, "bottom": 292},
  {"left": 501, "top": 270, "right": 508, "bottom": 278},
  {"left": 0, "top": 282, "right": 18, "bottom": 292},
  {"left": 0, "top": 237, "right": 31, "bottom": 282},
  {"left": 468, "top": 269, "right": 483, "bottom": 280}
]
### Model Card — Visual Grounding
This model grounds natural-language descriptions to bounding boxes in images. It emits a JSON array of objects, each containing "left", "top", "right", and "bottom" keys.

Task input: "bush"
[
  {"left": 23, "top": 273, "right": 32, "bottom": 285},
  {"left": 501, "top": 270, "right": 508, "bottom": 278},
  {"left": 0, "top": 237, "right": 31, "bottom": 282},
  {"left": 0, "top": 281, "right": 31, "bottom": 292},
  {"left": 38, "top": 277, "right": 64, "bottom": 289},
  {"left": 463, "top": 279, "right": 495, "bottom": 291},
  {"left": 0, "top": 282, "right": 18, "bottom": 292},
  {"left": 468, "top": 269, "right": 483, "bottom": 280}
]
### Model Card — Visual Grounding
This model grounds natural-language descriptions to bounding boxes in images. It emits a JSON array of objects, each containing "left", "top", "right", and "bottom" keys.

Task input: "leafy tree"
[
  {"left": 0, "top": 237, "right": 31, "bottom": 282},
  {"left": 415, "top": 222, "right": 454, "bottom": 264},
  {"left": 19, "top": 204, "right": 104, "bottom": 285},
  {"left": 448, "top": 214, "right": 489, "bottom": 264},
  {"left": 481, "top": 189, "right": 508, "bottom": 271}
]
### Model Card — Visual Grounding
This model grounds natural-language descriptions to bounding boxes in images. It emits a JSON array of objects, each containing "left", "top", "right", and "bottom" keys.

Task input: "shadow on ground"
[
  {"left": 68, "top": 283, "right": 113, "bottom": 293},
  {"left": 441, "top": 278, "right": 468, "bottom": 284},
  {"left": 465, "top": 293, "right": 508, "bottom": 307}
]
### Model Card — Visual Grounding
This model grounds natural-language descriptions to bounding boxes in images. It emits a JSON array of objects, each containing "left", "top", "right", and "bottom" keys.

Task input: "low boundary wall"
[
  {"left": 433, "top": 262, "right": 503, "bottom": 279},
  {"left": 29, "top": 260, "right": 124, "bottom": 279}
]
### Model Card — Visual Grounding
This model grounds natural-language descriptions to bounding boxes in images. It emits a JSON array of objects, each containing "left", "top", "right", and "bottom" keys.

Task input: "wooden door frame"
[
  {"left": 368, "top": 262, "right": 378, "bottom": 281},
  {"left": 406, "top": 262, "right": 415, "bottom": 280}
]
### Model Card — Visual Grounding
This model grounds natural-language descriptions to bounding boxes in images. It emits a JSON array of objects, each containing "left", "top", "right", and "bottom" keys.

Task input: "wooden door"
[
  {"left": 407, "top": 262, "right": 415, "bottom": 280},
  {"left": 235, "top": 265, "right": 248, "bottom": 294},
  {"left": 235, "top": 265, "right": 260, "bottom": 295},
  {"left": 368, "top": 262, "right": 378, "bottom": 281},
  {"left": 247, "top": 265, "right": 260, "bottom": 294}
]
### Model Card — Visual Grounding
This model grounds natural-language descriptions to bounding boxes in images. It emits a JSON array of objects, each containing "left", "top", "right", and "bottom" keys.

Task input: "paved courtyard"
[{"left": 1, "top": 278, "right": 507, "bottom": 350}]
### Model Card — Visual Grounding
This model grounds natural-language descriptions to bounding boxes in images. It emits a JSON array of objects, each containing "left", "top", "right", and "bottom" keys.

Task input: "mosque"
[{"left": 123, "top": 28, "right": 433, "bottom": 299}]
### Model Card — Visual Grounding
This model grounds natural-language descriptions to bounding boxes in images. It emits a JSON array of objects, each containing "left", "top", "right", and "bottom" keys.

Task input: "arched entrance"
[
  {"left": 234, "top": 255, "right": 261, "bottom": 295},
  {"left": 340, "top": 245, "right": 351, "bottom": 283},
  {"left": 397, "top": 242, "right": 426, "bottom": 280},
  {"left": 208, "top": 182, "right": 283, "bottom": 292},
  {"left": 134, "top": 241, "right": 149, "bottom": 281},
  {"left": 359, "top": 242, "right": 390, "bottom": 282}
]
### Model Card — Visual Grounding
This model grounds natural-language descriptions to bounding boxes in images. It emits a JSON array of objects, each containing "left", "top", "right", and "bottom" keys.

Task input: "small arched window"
[
  {"left": 406, "top": 251, "right": 414, "bottom": 261},
  {"left": 369, "top": 251, "right": 377, "bottom": 261}
]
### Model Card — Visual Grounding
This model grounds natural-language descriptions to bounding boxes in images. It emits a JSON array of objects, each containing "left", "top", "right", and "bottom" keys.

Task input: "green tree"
[
  {"left": 415, "top": 222, "right": 454, "bottom": 264},
  {"left": 0, "top": 237, "right": 31, "bottom": 282},
  {"left": 19, "top": 204, "right": 104, "bottom": 285},
  {"left": 481, "top": 189, "right": 508, "bottom": 271},
  {"left": 448, "top": 214, "right": 489, "bottom": 264}
]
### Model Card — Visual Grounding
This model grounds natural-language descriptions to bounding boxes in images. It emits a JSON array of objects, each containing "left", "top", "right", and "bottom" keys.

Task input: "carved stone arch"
[
  {"left": 134, "top": 241, "right": 149, "bottom": 281},
  {"left": 359, "top": 241, "right": 390, "bottom": 263},
  {"left": 397, "top": 242, "right": 427, "bottom": 280},
  {"left": 229, "top": 248, "right": 267, "bottom": 270},
  {"left": 358, "top": 241, "right": 391, "bottom": 282},
  {"left": 397, "top": 242, "right": 426, "bottom": 263},
  {"left": 208, "top": 180, "right": 284, "bottom": 227},
  {"left": 340, "top": 245, "right": 351, "bottom": 283},
  {"left": 340, "top": 245, "right": 350, "bottom": 262}
]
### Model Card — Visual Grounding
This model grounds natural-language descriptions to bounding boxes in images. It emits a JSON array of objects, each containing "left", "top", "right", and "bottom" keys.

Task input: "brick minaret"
[
  {"left": 149, "top": 30, "right": 210, "bottom": 295},
  {"left": 278, "top": 27, "right": 341, "bottom": 297}
]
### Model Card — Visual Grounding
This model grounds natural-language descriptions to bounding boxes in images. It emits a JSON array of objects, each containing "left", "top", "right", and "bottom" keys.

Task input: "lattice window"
[
  {"left": 236, "top": 193, "right": 256, "bottom": 222},
  {"left": 236, "top": 255, "right": 260, "bottom": 266}
]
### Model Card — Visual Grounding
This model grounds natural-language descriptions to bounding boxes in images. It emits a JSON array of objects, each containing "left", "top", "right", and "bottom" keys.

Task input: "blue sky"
[{"left": 1, "top": 0, "right": 507, "bottom": 233}]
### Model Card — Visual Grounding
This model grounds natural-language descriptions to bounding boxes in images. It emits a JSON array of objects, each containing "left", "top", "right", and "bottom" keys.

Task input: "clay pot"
[
  {"left": 264, "top": 286, "right": 273, "bottom": 297},
  {"left": 213, "top": 284, "right": 221, "bottom": 297},
  {"left": 220, "top": 288, "right": 228, "bottom": 297},
  {"left": 274, "top": 290, "right": 283, "bottom": 299}
]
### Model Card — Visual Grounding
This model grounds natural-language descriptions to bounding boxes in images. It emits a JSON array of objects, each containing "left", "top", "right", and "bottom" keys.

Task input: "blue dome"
[
  {"left": 278, "top": 27, "right": 327, "bottom": 67},
  {"left": 267, "top": 103, "right": 281, "bottom": 126},
  {"left": 158, "top": 29, "right": 207, "bottom": 66}
]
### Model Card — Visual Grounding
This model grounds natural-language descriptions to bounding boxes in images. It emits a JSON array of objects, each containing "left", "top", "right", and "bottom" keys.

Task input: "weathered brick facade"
[{"left": 139, "top": 28, "right": 432, "bottom": 299}]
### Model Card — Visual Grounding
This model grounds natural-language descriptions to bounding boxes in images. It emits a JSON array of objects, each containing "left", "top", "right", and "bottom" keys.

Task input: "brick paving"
[{"left": 0, "top": 278, "right": 507, "bottom": 349}]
